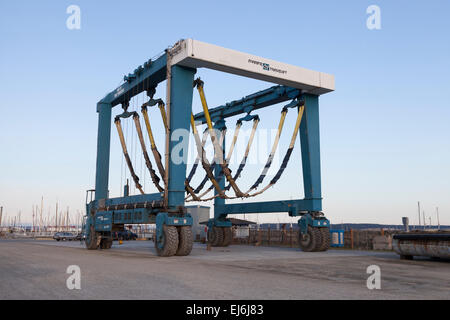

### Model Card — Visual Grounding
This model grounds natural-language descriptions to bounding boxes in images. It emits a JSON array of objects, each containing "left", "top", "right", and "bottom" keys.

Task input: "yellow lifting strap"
[
  {"left": 114, "top": 118, "right": 145, "bottom": 195},
  {"left": 192, "top": 121, "right": 242, "bottom": 201},
  {"left": 184, "top": 181, "right": 200, "bottom": 201},
  {"left": 196, "top": 105, "right": 300, "bottom": 202},
  {"left": 241, "top": 105, "right": 305, "bottom": 198},
  {"left": 186, "top": 128, "right": 209, "bottom": 184},
  {"left": 141, "top": 106, "right": 166, "bottom": 182},
  {"left": 196, "top": 82, "right": 246, "bottom": 198},
  {"left": 226, "top": 121, "right": 242, "bottom": 161},
  {"left": 185, "top": 127, "right": 227, "bottom": 201},
  {"left": 157, "top": 101, "right": 169, "bottom": 132},
  {"left": 192, "top": 117, "right": 259, "bottom": 202},
  {"left": 233, "top": 117, "right": 259, "bottom": 181},
  {"left": 132, "top": 113, "right": 164, "bottom": 193},
  {"left": 189, "top": 113, "right": 227, "bottom": 199},
  {"left": 245, "top": 108, "right": 287, "bottom": 193}
]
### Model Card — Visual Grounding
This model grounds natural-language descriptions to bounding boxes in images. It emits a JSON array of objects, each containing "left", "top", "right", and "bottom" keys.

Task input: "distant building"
[{"left": 186, "top": 205, "right": 210, "bottom": 240}]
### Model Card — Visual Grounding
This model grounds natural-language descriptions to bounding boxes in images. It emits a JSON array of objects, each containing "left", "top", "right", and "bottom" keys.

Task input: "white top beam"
[{"left": 170, "top": 39, "right": 334, "bottom": 95}]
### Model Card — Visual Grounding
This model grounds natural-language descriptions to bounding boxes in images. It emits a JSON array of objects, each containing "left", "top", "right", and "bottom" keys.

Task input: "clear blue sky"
[{"left": 0, "top": 0, "right": 449, "bottom": 226}]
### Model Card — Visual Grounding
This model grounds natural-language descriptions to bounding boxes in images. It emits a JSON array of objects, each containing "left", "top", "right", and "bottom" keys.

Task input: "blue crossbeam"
[
  {"left": 214, "top": 198, "right": 322, "bottom": 216},
  {"left": 99, "top": 54, "right": 168, "bottom": 108},
  {"left": 193, "top": 85, "right": 301, "bottom": 123},
  {"left": 105, "top": 193, "right": 163, "bottom": 207}
]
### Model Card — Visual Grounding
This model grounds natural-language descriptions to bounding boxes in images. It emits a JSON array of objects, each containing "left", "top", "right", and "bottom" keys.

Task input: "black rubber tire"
[
  {"left": 208, "top": 227, "right": 224, "bottom": 247},
  {"left": 222, "top": 227, "right": 233, "bottom": 247},
  {"left": 85, "top": 225, "right": 100, "bottom": 250},
  {"left": 312, "top": 228, "right": 323, "bottom": 252},
  {"left": 176, "top": 226, "right": 193, "bottom": 256},
  {"left": 299, "top": 226, "right": 321, "bottom": 252},
  {"left": 400, "top": 254, "right": 413, "bottom": 260},
  {"left": 318, "top": 227, "right": 331, "bottom": 252},
  {"left": 100, "top": 237, "right": 113, "bottom": 249},
  {"left": 155, "top": 225, "right": 179, "bottom": 257}
]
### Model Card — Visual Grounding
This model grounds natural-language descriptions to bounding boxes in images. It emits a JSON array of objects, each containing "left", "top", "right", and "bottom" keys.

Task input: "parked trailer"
[{"left": 393, "top": 233, "right": 450, "bottom": 260}]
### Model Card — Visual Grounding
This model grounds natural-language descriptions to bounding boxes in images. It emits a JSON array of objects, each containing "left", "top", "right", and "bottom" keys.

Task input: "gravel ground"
[{"left": 0, "top": 239, "right": 448, "bottom": 300}]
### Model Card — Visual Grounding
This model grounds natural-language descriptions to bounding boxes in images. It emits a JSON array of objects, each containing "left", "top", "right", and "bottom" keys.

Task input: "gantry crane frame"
[{"left": 84, "top": 39, "right": 335, "bottom": 255}]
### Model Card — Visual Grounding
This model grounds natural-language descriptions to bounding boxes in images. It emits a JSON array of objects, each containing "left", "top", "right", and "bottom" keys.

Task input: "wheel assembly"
[
  {"left": 208, "top": 226, "right": 224, "bottom": 247},
  {"left": 100, "top": 237, "right": 113, "bottom": 249},
  {"left": 155, "top": 225, "right": 179, "bottom": 257},
  {"left": 176, "top": 226, "right": 193, "bottom": 256},
  {"left": 299, "top": 226, "right": 322, "bottom": 252},
  {"left": 85, "top": 224, "right": 101, "bottom": 250},
  {"left": 317, "top": 228, "right": 331, "bottom": 251},
  {"left": 222, "top": 227, "right": 233, "bottom": 247}
]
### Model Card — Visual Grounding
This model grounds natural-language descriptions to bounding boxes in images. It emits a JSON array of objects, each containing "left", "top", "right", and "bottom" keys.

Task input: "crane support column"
[
  {"left": 167, "top": 65, "right": 196, "bottom": 209},
  {"left": 299, "top": 94, "right": 322, "bottom": 210},
  {"left": 95, "top": 101, "right": 112, "bottom": 201},
  {"left": 208, "top": 119, "right": 232, "bottom": 246},
  {"left": 297, "top": 93, "right": 330, "bottom": 252},
  {"left": 154, "top": 65, "right": 196, "bottom": 257},
  {"left": 213, "top": 119, "right": 226, "bottom": 206}
]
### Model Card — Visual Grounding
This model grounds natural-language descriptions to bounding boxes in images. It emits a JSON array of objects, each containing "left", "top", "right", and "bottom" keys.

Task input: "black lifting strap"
[
  {"left": 186, "top": 129, "right": 209, "bottom": 184},
  {"left": 245, "top": 100, "right": 305, "bottom": 198},
  {"left": 192, "top": 99, "right": 305, "bottom": 202},
  {"left": 188, "top": 115, "right": 259, "bottom": 202},
  {"left": 141, "top": 105, "right": 166, "bottom": 182},
  {"left": 224, "top": 116, "right": 259, "bottom": 191},
  {"left": 189, "top": 113, "right": 226, "bottom": 199},
  {"left": 201, "top": 115, "right": 256, "bottom": 198},
  {"left": 132, "top": 113, "right": 164, "bottom": 193},
  {"left": 115, "top": 112, "right": 145, "bottom": 195},
  {"left": 268, "top": 100, "right": 304, "bottom": 185},
  {"left": 249, "top": 108, "right": 287, "bottom": 191},
  {"left": 195, "top": 79, "right": 245, "bottom": 198},
  {"left": 193, "top": 127, "right": 227, "bottom": 194}
]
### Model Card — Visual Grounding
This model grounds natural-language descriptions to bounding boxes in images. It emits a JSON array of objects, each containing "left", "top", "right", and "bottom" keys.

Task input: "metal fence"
[{"left": 231, "top": 227, "right": 299, "bottom": 247}]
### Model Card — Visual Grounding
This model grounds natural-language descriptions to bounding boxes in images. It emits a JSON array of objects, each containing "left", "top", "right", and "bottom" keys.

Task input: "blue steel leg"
[
  {"left": 212, "top": 121, "right": 232, "bottom": 228},
  {"left": 155, "top": 65, "right": 195, "bottom": 256},
  {"left": 297, "top": 94, "right": 330, "bottom": 252},
  {"left": 214, "top": 120, "right": 225, "bottom": 217},
  {"left": 167, "top": 65, "right": 196, "bottom": 210},
  {"left": 85, "top": 102, "right": 111, "bottom": 249},
  {"left": 94, "top": 102, "right": 112, "bottom": 201},
  {"left": 299, "top": 94, "right": 322, "bottom": 211}
]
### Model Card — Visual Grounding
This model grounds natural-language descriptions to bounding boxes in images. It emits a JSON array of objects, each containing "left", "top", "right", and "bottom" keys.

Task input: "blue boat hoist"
[{"left": 83, "top": 39, "right": 335, "bottom": 256}]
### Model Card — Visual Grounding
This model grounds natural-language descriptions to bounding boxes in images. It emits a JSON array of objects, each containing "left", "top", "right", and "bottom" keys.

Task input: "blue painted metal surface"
[
  {"left": 167, "top": 65, "right": 196, "bottom": 210},
  {"left": 193, "top": 85, "right": 300, "bottom": 124},
  {"left": 214, "top": 120, "right": 226, "bottom": 220},
  {"left": 110, "top": 208, "right": 156, "bottom": 224},
  {"left": 105, "top": 193, "right": 163, "bottom": 207},
  {"left": 94, "top": 102, "right": 112, "bottom": 200},
  {"left": 330, "top": 229, "right": 345, "bottom": 247},
  {"left": 300, "top": 94, "right": 322, "bottom": 201},
  {"left": 95, "top": 212, "right": 112, "bottom": 231},
  {"left": 155, "top": 212, "right": 193, "bottom": 249},
  {"left": 215, "top": 199, "right": 322, "bottom": 216},
  {"left": 298, "top": 213, "right": 329, "bottom": 234},
  {"left": 100, "top": 54, "right": 167, "bottom": 107},
  {"left": 207, "top": 218, "right": 232, "bottom": 228}
]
